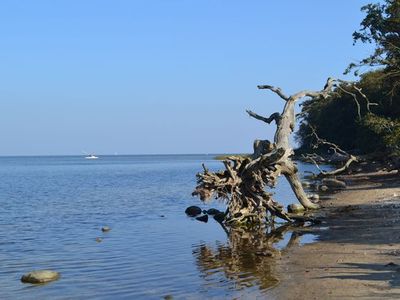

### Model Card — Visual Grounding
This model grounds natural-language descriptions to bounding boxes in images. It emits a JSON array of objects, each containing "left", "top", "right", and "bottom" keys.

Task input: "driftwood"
[
  {"left": 193, "top": 78, "right": 349, "bottom": 226},
  {"left": 302, "top": 125, "right": 358, "bottom": 177}
]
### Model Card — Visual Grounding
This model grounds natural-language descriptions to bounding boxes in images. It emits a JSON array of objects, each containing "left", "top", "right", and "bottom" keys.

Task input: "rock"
[
  {"left": 320, "top": 185, "right": 329, "bottom": 192},
  {"left": 385, "top": 262, "right": 398, "bottom": 267},
  {"left": 185, "top": 206, "right": 202, "bottom": 217},
  {"left": 308, "top": 194, "right": 320, "bottom": 201},
  {"left": 287, "top": 204, "right": 305, "bottom": 214},
  {"left": 101, "top": 226, "right": 111, "bottom": 232},
  {"left": 206, "top": 208, "right": 222, "bottom": 215},
  {"left": 213, "top": 212, "right": 225, "bottom": 223},
  {"left": 322, "top": 178, "right": 346, "bottom": 189},
  {"left": 195, "top": 214, "right": 208, "bottom": 223},
  {"left": 21, "top": 270, "right": 60, "bottom": 284}
]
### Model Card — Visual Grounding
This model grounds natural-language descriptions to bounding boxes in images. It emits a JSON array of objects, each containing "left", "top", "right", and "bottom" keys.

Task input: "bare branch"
[
  {"left": 336, "top": 85, "right": 362, "bottom": 121},
  {"left": 246, "top": 110, "right": 281, "bottom": 125},
  {"left": 257, "top": 85, "right": 289, "bottom": 101},
  {"left": 305, "top": 125, "right": 358, "bottom": 177},
  {"left": 290, "top": 77, "right": 337, "bottom": 101},
  {"left": 308, "top": 125, "right": 348, "bottom": 156},
  {"left": 352, "top": 85, "right": 378, "bottom": 112}
]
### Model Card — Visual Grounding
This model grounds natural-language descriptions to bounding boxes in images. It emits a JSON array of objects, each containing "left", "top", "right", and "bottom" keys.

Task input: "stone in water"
[
  {"left": 21, "top": 270, "right": 60, "bottom": 284},
  {"left": 101, "top": 226, "right": 111, "bottom": 232},
  {"left": 185, "top": 206, "right": 202, "bottom": 217}
]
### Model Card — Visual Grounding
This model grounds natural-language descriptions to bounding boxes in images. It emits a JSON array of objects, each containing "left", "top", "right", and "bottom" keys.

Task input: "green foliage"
[
  {"left": 362, "top": 113, "right": 400, "bottom": 153},
  {"left": 346, "top": 0, "right": 400, "bottom": 79},
  {"left": 297, "top": 0, "right": 400, "bottom": 156}
]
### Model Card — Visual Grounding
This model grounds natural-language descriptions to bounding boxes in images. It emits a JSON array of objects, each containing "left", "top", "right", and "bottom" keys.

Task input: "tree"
[
  {"left": 193, "top": 78, "right": 351, "bottom": 226},
  {"left": 298, "top": 0, "right": 400, "bottom": 157},
  {"left": 347, "top": 0, "right": 400, "bottom": 80}
]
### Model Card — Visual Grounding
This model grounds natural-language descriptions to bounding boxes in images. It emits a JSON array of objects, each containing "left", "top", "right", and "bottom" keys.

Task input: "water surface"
[{"left": 0, "top": 155, "right": 321, "bottom": 299}]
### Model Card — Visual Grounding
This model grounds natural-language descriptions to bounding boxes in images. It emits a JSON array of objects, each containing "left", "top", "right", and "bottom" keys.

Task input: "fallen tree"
[{"left": 193, "top": 78, "right": 367, "bottom": 226}]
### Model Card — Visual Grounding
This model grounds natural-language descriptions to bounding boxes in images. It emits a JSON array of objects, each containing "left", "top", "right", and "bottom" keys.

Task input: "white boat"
[{"left": 85, "top": 154, "right": 99, "bottom": 159}]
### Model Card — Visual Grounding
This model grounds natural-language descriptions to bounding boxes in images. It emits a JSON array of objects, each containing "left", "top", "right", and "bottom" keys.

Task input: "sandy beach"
[{"left": 269, "top": 169, "right": 400, "bottom": 299}]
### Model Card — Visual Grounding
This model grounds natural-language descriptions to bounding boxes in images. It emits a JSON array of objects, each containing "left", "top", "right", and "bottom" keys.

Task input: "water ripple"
[{"left": 0, "top": 155, "right": 319, "bottom": 299}]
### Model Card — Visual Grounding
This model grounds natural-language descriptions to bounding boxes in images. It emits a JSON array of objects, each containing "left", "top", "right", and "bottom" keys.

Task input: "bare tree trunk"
[{"left": 193, "top": 78, "right": 350, "bottom": 226}]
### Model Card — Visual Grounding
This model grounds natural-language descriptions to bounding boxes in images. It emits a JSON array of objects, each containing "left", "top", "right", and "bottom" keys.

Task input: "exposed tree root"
[{"left": 193, "top": 78, "right": 357, "bottom": 226}]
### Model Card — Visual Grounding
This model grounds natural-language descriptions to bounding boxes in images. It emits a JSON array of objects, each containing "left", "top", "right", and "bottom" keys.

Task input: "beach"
[{"left": 271, "top": 169, "right": 400, "bottom": 299}]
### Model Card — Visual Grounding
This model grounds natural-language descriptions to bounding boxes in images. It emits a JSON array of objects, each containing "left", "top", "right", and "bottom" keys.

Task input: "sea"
[{"left": 0, "top": 155, "right": 323, "bottom": 299}]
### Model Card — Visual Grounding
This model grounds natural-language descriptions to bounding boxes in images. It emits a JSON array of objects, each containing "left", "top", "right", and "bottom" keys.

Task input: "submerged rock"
[
  {"left": 206, "top": 208, "right": 222, "bottom": 215},
  {"left": 287, "top": 204, "right": 305, "bottom": 214},
  {"left": 196, "top": 214, "right": 208, "bottom": 223},
  {"left": 185, "top": 206, "right": 202, "bottom": 217},
  {"left": 101, "top": 226, "right": 111, "bottom": 232},
  {"left": 21, "top": 270, "right": 60, "bottom": 284}
]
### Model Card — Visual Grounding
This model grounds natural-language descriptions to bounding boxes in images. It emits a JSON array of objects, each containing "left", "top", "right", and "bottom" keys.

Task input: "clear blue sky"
[{"left": 0, "top": 0, "right": 375, "bottom": 155}]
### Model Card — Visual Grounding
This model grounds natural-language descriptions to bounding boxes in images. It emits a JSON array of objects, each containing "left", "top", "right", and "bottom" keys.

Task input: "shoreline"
[{"left": 270, "top": 169, "right": 400, "bottom": 299}]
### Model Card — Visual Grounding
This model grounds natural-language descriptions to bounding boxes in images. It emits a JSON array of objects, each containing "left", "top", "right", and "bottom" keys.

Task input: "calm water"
[{"left": 0, "top": 155, "right": 322, "bottom": 299}]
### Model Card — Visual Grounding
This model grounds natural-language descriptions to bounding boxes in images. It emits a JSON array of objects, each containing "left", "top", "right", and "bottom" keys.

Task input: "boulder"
[
  {"left": 185, "top": 206, "right": 202, "bottom": 217},
  {"left": 287, "top": 204, "right": 305, "bottom": 214},
  {"left": 21, "top": 270, "right": 60, "bottom": 284}
]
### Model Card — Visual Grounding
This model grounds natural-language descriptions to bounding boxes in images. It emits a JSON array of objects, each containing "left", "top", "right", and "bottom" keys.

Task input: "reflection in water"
[{"left": 193, "top": 224, "right": 312, "bottom": 294}]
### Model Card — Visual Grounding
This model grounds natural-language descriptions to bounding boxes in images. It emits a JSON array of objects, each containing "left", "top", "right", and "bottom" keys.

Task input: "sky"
[{"left": 0, "top": 0, "right": 376, "bottom": 155}]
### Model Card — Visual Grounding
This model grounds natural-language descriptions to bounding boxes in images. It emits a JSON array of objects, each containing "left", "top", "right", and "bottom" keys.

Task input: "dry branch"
[{"left": 303, "top": 125, "right": 358, "bottom": 177}]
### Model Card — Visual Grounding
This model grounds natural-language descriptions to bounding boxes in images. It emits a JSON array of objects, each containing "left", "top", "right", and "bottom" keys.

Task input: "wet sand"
[{"left": 271, "top": 170, "right": 400, "bottom": 299}]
